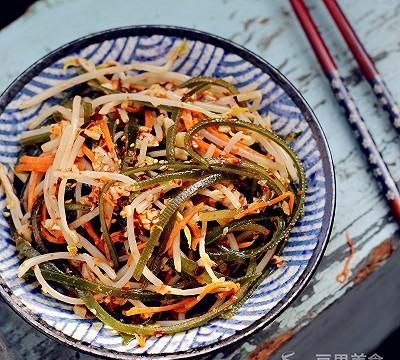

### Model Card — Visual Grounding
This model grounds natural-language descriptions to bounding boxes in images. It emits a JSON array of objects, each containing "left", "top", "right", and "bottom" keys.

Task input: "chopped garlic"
[
  {"left": 175, "top": 148, "right": 189, "bottom": 161},
  {"left": 175, "top": 132, "right": 186, "bottom": 148},
  {"left": 84, "top": 128, "right": 101, "bottom": 141}
]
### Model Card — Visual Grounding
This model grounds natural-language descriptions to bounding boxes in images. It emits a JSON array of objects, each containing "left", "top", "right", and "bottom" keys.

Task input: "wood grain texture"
[{"left": 0, "top": 0, "right": 399, "bottom": 359}]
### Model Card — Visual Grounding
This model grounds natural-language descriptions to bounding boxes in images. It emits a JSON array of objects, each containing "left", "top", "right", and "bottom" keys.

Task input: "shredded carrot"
[
  {"left": 192, "top": 138, "right": 214, "bottom": 153},
  {"left": 191, "top": 236, "right": 202, "bottom": 251},
  {"left": 165, "top": 203, "right": 204, "bottom": 254},
  {"left": 238, "top": 240, "right": 255, "bottom": 249},
  {"left": 190, "top": 218, "right": 204, "bottom": 251},
  {"left": 188, "top": 220, "right": 201, "bottom": 238},
  {"left": 82, "top": 145, "right": 94, "bottom": 162},
  {"left": 173, "top": 298, "right": 198, "bottom": 313},
  {"left": 27, "top": 171, "right": 42, "bottom": 212},
  {"left": 83, "top": 222, "right": 112, "bottom": 261},
  {"left": 99, "top": 119, "right": 116, "bottom": 158},
  {"left": 20, "top": 155, "right": 54, "bottom": 164},
  {"left": 235, "top": 191, "right": 295, "bottom": 219},
  {"left": 15, "top": 164, "right": 46, "bottom": 172},
  {"left": 192, "top": 138, "right": 238, "bottom": 162},
  {"left": 181, "top": 109, "right": 194, "bottom": 130},
  {"left": 216, "top": 287, "right": 237, "bottom": 299},
  {"left": 41, "top": 227, "right": 66, "bottom": 244},
  {"left": 336, "top": 232, "right": 355, "bottom": 284},
  {"left": 207, "top": 127, "right": 270, "bottom": 161},
  {"left": 83, "top": 222, "right": 101, "bottom": 243},
  {"left": 144, "top": 109, "right": 155, "bottom": 128},
  {"left": 137, "top": 241, "right": 147, "bottom": 251},
  {"left": 40, "top": 204, "right": 65, "bottom": 244},
  {"left": 188, "top": 220, "right": 202, "bottom": 250},
  {"left": 75, "top": 158, "right": 86, "bottom": 171},
  {"left": 15, "top": 155, "right": 54, "bottom": 173},
  {"left": 197, "top": 282, "right": 240, "bottom": 302},
  {"left": 127, "top": 254, "right": 134, "bottom": 266},
  {"left": 192, "top": 111, "right": 205, "bottom": 120},
  {"left": 126, "top": 298, "right": 197, "bottom": 316}
]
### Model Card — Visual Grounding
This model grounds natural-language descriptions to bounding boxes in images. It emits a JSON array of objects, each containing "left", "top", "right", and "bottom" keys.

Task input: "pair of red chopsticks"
[{"left": 290, "top": 0, "right": 400, "bottom": 224}]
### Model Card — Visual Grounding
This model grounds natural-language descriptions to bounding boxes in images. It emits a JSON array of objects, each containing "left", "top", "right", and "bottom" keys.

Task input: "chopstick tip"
[{"left": 389, "top": 197, "right": 400, "bottom": 225}]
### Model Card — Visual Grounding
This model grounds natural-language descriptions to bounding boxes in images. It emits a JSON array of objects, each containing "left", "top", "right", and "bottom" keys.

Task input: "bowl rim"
[{"left": 0, "top": 25, "right": 336, "bottom": 360}]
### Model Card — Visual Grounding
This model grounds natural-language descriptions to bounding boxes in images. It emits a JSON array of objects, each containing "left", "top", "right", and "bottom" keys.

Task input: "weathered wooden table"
[{"left": 1, "top": 0, "right": 399, "bottom": 359}]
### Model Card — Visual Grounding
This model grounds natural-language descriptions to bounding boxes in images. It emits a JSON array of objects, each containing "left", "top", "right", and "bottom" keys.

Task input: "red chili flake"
[{"left": 229, "top": 295, "right": 238, "bottom": 302}]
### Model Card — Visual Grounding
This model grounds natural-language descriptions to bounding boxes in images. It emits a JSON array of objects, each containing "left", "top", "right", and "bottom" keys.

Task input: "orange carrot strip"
[
  {"left": 238, "top": 240, "right": 255, "bottom": 249},
  {"left": 137, "top": 242, "right": 147, "bottom": 251},
  {"left": 15, "top": 164, "right": 49, "bottom": 172},
  {"left": 20, "top": 155, "right": 54, "bottom": 164},
  {"left": 188, "top": 220, "right": 202, "bottom": 251},
  {"left": 165, "top": 203, "right": 204, "bottom": 254},
  {"left": 99, "top": 119, "right": 116, "bottom": 157},
  {"left": 197, "top": 282, "right": 240, "bottom": 302},
  {"left": 188, "top": 220, "right": 201, "bottom": 238},
  {"left": 192, "top": 138, "right": 239, "bottom": 162},
  {"left": 235, "top": 191, "right": 295, "bottom": 219},
  {"left": 190, "top": 219, "right": 203, "bottom": 251},
  {"left": 41, "top": 227, "right": 66, "bottom": 244},
  {"left": 191, "top": 236, "right": 202, "bottom": 251},
  {"left": 82, "top": 145, "right": 95, "bottom": 162},
  {"left": 40, "top": 205, "right": 65, "bottom": 244},
  {"left": 173, "top": 298, "right": 199, "bottom": 313},
  {"left": 181, "top": 110, "right": 193, "bottom": 130},
  {"left": 27, "top": 171, "right": 42, "bottom": 212},
  {"left": 16, "top": 155, "right": 55, "bottom": 172},
  {"left": 144, "top": 109, "right": 155, "bottom": 128},
  {"left": 216, "top": 288, "right": 236, "bottom": 299},
  {"left": 125, "top": 298, "right": 197, "bottom": 316},
  {"left": 336, "top": 232, "right": 355, "bottom": 284},
  {"left": 83, "top": 222, "right": 101, "bottom": 243},
  {"left": 75, "top": 158, "right": 86, "bottom": 171},
  {"left": 207, "top": 127, "right": 270, "bottom": 159},
  {"left": 192, "top": 111, "right": 205, "bottom": 120}
]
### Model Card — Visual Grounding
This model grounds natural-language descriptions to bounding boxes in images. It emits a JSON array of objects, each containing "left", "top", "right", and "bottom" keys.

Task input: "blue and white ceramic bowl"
[{"left": 0, "top": 26, "right": 335, "bottom": 359}]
